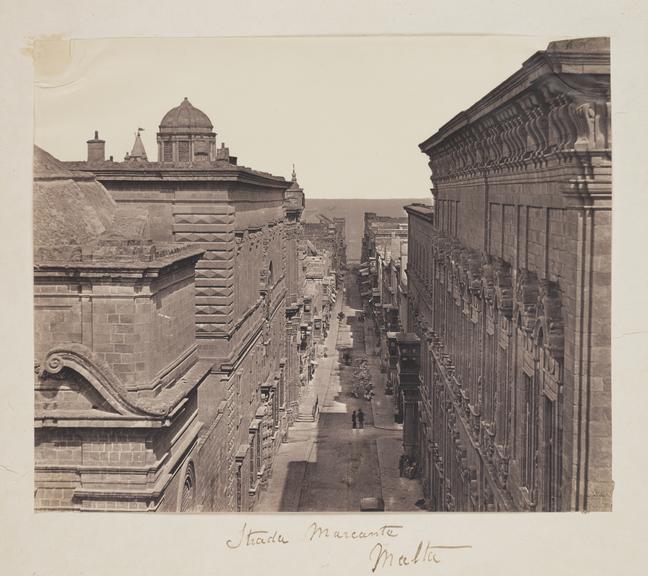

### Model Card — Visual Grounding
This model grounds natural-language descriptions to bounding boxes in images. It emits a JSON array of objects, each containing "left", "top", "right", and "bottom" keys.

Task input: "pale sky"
[{"left": 34, "top": 35, "right": 558, "bottom": 199}]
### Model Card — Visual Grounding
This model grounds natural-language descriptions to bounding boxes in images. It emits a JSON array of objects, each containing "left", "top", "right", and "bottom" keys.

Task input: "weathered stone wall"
[
  {"left": 174, "top": 198, "right": 236, "bottom": 350},
  {"left": 100, "top": 177, "right": 288, "bottom": 359},
  {"left": 34, "top": 260, "right": 197, "bottom": 391},
  {"left": 35, "top": 401, "right": 197, "bottom": 513},
  {"left": 284, "top": 215, "right": 305, "bottom": 421},
  {"left": 34, "top": 282, "right": 84, "bottom": 361},
  {"left": 35, "top": 426, "right": 152, "bottom": 511},
  {"left": 410, "top": 38, "right": 611, "bottom": 511}
]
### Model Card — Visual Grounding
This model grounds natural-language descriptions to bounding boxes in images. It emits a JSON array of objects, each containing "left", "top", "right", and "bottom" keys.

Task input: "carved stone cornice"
[{"left": 419, "top": 39, "right": 610, "bottom": 195}]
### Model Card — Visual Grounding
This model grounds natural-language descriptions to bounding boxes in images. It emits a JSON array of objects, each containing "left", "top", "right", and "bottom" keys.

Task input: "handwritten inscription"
[
  {"left": 306, "top": 522, "right": 403, "bottom": 541},
  {"left": 369, "top": 541, "right": 472, "bottom": 572},
  {"left": 224, "top": 522, "right": 471, "bottom": 572},
  {"left": 225, "top": 523, "right": 289, "bottom": 549}
]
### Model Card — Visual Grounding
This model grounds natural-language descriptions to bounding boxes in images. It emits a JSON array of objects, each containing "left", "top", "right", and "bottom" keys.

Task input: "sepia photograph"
[
  {"left": 6, "top": 0, "right": 648, "bottom": 573},
  {"left": 31, "top": 34, "right": 612, "bottom": 514}
]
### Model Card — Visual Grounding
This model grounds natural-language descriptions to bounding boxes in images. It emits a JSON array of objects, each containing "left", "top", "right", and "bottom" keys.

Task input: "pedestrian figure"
[
  {"left": 399, "top": 454, "right": 407, "bottom": 477},
  {"left": 351, "top": 410, "right": 357, "bottom": 429},
  {"left": 357, "top": 408, "right": 365, "bottom": 429}
]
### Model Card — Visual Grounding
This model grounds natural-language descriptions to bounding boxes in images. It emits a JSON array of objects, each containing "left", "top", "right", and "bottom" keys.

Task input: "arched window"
[{"left": 180, "top": 462, "right": 196, "bottom": 512}]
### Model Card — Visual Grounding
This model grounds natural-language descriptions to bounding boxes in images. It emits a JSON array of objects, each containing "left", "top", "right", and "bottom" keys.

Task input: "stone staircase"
[{"left": 295, "top": 387, "right": 319, "bottom": 422}]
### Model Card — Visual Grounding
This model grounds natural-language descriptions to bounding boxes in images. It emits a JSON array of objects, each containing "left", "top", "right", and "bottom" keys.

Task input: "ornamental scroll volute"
[
  {"left": 573, "top": 101, "right": 610, "bottom": 151},
  {"left": 537, "top": 77, "right": 611, "bottom": 156},
  {"left": 545, "top": 89, "right": 579, "bottom": 153},
  {"left": 519, "top": 91, "right": 549, "bottom": 159}
]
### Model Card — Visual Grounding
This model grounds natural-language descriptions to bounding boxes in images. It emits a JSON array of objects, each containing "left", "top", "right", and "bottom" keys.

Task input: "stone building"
[
  {"left": 33, "top": 147, "right": 209, "bottom": 511},
  {"left": 303, "top": 214, "right": 347, "bottom": 283},
  {"left": 36, "top": 97, "right": 301, "bottom": 512},
  {"left": 360, "top": 213, "right": 408, "bottom": 311},
  {"left": 358, "top": 212, "right": 413, "bottom": 420},
  {"left": 360, "top": 212, "right": 408, "bottom": 265},
  {"left": 406, "top": 38, "right": 611, "bottom": 511},
  {"left": 360, "top": 213, "right": 408, "bottom": 336},
  {"left": 283, "top": 168, "right": 308, "bottom": 423},
  {"left": 376, "top": 235, "right": 408, "bottom": 385},
  {"left": 397, "top": 232, "right": 410, "bottom": 334}
]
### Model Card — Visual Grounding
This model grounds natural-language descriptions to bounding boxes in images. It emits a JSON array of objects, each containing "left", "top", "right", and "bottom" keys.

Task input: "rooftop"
[
  {"left": 404, "top": 203, "right": 434, "bottom": 221},
  {"left": 159, "top": 97, "right": 214, "bottom": 134},
  {"left": 33, "top": 146, "right": 201, "bottom": 267},
  {"left": 62, "top": 158, "right": 289, "bottom": 185}
]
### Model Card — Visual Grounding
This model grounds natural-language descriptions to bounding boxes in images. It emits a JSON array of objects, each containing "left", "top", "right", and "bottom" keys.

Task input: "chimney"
[
  {"left": 216, "top": 142, "right": 230, "bottom": 162},
  {"left": 87, "top": 130, "right": 105, "bottom": 162}
]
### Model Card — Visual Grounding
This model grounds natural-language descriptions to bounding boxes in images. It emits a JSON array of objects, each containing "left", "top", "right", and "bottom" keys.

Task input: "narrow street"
[{"left": 257, "top": 270, "right": 422, "bottom": 512}]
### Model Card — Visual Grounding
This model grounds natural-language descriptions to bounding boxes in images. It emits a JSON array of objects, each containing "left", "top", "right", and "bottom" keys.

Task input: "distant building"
[
  {"left": 303, "top": 243, "right": 336, "bottom": 344},
  {"left": 407, "top": 38, "right": 612, "bottom": 511},
  {"left": 303, "top": 214, "right": 347, "bottom": 283},
  {"left": 358, "top": 212, "right": 411, "bottom": 422},
  {"left": 284, "top": 167, "right": 308, "bottom": 422},
  {"left": 360, "top": 212, "right": 408, "bottom": 265},
  {"left": 376, "top": 235, "right": 408, "bottom": 383},
  {"left": 360, "top": 212, "right": 408, "bottom": 330}
]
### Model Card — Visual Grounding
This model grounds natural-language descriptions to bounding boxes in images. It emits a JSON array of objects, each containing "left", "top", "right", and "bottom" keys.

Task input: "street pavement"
[{"left": 256, "top": 272, "right": 422, "bottom": 512}]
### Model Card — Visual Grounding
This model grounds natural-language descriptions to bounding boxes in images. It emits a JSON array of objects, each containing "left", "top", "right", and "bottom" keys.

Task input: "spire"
[
  {"left": 126, "top": 130, "right": 147, "bottom": 162},
  {"left": 287, "top": 163, "right": 302, "bottom": 193}
]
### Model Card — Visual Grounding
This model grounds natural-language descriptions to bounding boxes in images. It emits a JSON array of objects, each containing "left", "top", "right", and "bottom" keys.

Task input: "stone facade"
[
  {"left": 407, "top": 38, "right": 612, "bottom": 511},
  {"left": 361, "top": 212, "right": 408, "bottom": 265},
  {"left": 303, "top": 244, "right": 336, "bottom": 346},
  {"left": 284, "top": 169, "right": 307, "bottom": 424},
  {"left": 35, "top": 98, "right": 315, "bottom": 512},
  {"left": 303, "top": 214, "right": 347, "bottom": 283},
  {"left": 360, "top": 213, "right": 410, "bottom": 394},
  {"left": 33, "top": 147, "right": 210, "bottom": 512}
]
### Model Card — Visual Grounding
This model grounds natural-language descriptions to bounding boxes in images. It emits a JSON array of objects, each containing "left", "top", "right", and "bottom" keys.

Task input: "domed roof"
[{"left": 159, "top": 97, "right": 213, "bottom": 134}]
